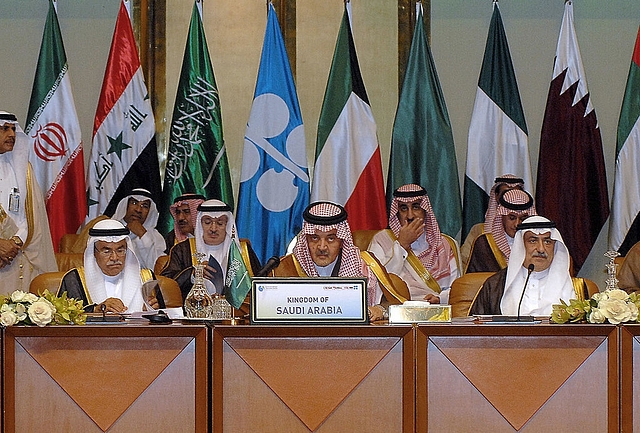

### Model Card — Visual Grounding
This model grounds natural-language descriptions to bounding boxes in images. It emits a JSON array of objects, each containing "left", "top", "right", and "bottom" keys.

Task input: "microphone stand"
[
  {"left": 491, "top": 263, "right": 536, "bottom": 323},
  {"left": 517, "top": 264, "right": 535, "bottom": 322}
]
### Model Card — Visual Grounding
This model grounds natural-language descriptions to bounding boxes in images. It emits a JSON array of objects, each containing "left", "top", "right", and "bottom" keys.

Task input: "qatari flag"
[{"left": 535, "top": 1, "right": 609, "bottom": 272}]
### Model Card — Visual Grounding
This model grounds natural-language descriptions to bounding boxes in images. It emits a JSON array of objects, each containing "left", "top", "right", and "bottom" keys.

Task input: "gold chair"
[
  {"left": 154, "top": 255, "right": 170, "bottom": 275},
  {"left": 449, "top": 272, "right": 495, "bottom": 317},
  {"left": 29, "top": 271, "right": 67, "bottom": 295},
  {"left": 352, "top": 229, "right": 381, "bottom": 251},
  {"left": 55, "top": 253, "right": 84, "bottom": 273},
  {"left": 156, "top": 276, "right": 183, "bottom": 308}
]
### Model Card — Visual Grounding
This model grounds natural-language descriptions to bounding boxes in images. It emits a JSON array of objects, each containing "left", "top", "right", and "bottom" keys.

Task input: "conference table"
[{"left": 0, "top": 320, "right": 634, "bottom": 432}]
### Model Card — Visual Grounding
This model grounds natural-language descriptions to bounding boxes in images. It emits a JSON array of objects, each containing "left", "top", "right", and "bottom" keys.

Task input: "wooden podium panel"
[
  {"left": 213, "top": 325, "right": 414, "bottom": 433},
  {"left": 416, "top": 324, "right": 619, "bottom": 433},
  {"left": 3, "top": 324, "right": 208, "bottom": 433},
  {"left": 620, "top": 324, "right": 640, "bottom": 432}
]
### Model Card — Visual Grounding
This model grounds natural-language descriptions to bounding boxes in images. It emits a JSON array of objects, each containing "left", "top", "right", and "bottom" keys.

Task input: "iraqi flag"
[
  {"left": 462, "top": 2, "right": 533, "bottom": 239},
  {"left": 535, "top": 1, "right": 609, "bottom": 271},
  {"left": 609, "top": 26, "right": 640, "bottom": 255},
  {"left": 26, "top": 0, "right": 86, "bottom": 252},
  {"left": 86, "top": 0, "right": 161, "bottom": 220},
  {"left": 310, "top": 2, "right": 387, "bottom": 231}
]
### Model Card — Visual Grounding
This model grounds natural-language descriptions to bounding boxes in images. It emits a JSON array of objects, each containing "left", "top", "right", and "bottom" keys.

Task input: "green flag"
[
  {"left": 159, "top": 1, "right": 233, "bottom": 234},
  {"left": 225, "top": 239, "right": 252, "bottom": 310},
  {"left": 387, "top": 3, "right": 461, "bottom": 236}
]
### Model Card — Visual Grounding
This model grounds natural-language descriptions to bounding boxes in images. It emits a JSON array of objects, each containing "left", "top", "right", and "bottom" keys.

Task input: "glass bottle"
[
  {"left": 184, "top": 254, "right": 214, "bottom": 319},
  {"left": 210, "top": 293, "right": 232, "bottom": 320}
]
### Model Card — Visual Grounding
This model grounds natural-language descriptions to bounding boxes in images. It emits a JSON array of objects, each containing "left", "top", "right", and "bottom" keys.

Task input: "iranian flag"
[
  {"left": 26, "top": 0, "right": 86, "bottom": 252},
  {"left": 609, "top": 26, "right": 640, "bottom": 255},
  {"left": 310, "top": 2, "right": 387, "bottom": 231},
  {"left": 87, "top": 0, "right": 161, "bottom": 219},
  {"left": 462, "top": 3, "right": 532, "bottom": 239}
]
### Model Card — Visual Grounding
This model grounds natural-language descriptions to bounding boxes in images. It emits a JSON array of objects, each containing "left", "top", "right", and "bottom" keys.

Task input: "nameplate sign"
[{"left": 250, "top": 277, "right": 369, "bottom": 325}]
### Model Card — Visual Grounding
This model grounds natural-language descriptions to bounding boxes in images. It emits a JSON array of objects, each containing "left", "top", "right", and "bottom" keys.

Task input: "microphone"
[
  {"left": 255, "top": 256, "right": 281, "bottom": 277},
  {"left": 492, "top": 263, "right": 536, "bottom": 323},
  {"left": 517, "top": 263, "right": 535, "bottom": 322}
]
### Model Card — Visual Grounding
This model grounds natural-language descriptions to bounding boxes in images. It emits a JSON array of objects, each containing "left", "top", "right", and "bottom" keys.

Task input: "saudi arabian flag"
[
  {"left": 462, "top": 2, "right": 532, "bottom": 238},
  {"left": 609, "top": 26, "right": 640, "bottom": 255},
  {"left": 225, "top": 238, "right": 252, "bottom": 310},
  {"left": 159, "top": 0, "right": 233, "bottom": 235},
  {"left": 387, "top": 3, "right": 461, "bottom": 237}
]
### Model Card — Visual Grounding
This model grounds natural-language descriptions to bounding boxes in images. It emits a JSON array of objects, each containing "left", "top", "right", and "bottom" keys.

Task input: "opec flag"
[{"left": 236, "top": 3, "right": 309, "bottom": 264}]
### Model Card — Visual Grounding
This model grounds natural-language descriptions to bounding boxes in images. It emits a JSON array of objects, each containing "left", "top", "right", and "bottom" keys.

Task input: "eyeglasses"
[{"left": 94, "top": 246, "right": 127, "bottom": 257}]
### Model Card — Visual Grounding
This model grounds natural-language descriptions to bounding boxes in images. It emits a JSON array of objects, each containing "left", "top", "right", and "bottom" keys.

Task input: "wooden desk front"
[
  {"left": 212, "top": 325, "right": 414, "bottom": 433},
  {"left": 621, "top": 324, "right": 640, "bottom": 431},
  {"left": 3, "top": 323, "right": 208, "bottom": 433},
  {"left": 416, "top": 324, "right": 618, "bottom": 433}
]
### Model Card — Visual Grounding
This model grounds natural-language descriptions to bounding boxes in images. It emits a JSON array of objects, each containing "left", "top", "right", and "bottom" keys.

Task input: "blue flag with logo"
[{"left": 236, "top": 3, "right": 309, "bottom": 264}]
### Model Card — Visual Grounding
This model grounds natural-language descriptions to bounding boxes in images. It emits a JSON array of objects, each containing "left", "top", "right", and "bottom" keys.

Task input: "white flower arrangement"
[
  {"left": 0, "top": 290, "right": 86, "bottom": 327},
  {"left": 552, "top": 288, "right": 640, "bottom": 325}
]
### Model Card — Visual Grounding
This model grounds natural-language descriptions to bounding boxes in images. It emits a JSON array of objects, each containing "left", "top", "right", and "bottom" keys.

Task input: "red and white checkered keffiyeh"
[
  {"left": 389, "top": 184, "right": 454, "bottom": 282},
  {"left": 294, "top": 202, "right": 377, "bottom": 305},
  {"left": 169, "top": 194, "right": 205, "bottom": 243},
  {"left": 483, "top": 174, "right": 525, "bottom": 234},
  {"left": 491, "top": 188, "right": 536, "bottom": 259}
]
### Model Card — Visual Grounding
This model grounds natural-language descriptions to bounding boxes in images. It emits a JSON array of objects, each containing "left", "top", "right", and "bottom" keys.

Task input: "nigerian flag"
[
  {"left": 225, "top": 239, "right": 252, "bottom": 310},
  {"left": 387, "top": 2, "right": 460, "bottom": 237},
  {"left": 462, "top": 2, "right": 532, "bottom": 238},
  {"left": 159, "top": 0, "right": 233, "bottom": 234}
]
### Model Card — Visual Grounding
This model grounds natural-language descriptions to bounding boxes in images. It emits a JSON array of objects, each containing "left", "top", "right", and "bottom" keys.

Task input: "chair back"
[
  {"left": 154, "top": 255, "right": 170, "bottom": 275},
  {"left": 157, "top": 276, "right": 183, "bottom": 308},
  {"left": 352, "top": 230, "right": 381, "bottom": 251},
  {"left": 29, "top": 271, "right": 67, "bottom": 295},
  {"left": 59, "top": 234, "right": 81, "bottom": 253},
  {"left": 449, "top": 272, "right": 495, "bottom": 317},
  {"left": 55, "top": 253, "right": 84, "bottom": 272}
]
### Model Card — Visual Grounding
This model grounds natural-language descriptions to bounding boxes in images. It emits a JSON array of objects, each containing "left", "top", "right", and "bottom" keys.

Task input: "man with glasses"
[{"left": 58, "top": 219, "right": 157, "bottom": 313}]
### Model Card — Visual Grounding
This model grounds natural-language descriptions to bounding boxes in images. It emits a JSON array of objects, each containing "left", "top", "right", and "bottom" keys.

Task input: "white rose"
[
  {"left": 588, "top": 308, "right": 606, "bottom": 324},
  {"left": 591, "top": 292, "right": 606, "bottom": 302},
  {"left": 14, "top": 303, "right": 27, "bottom": 321},
  {"left": 1, "top": 303, "right": 12, "bottom": 313},
  {"left": 10, "top": 290, "right": 29, "bottom": 303},
  {"left": 599, "top": 299, "right": 634, "bottom": 324},
  {"left": 607, "top": 289, "right": 629, "bottom": 301},
  {"left": 24, "top": 293, "right": 38, "bottom": 304},
  {"left": 0, "top": 310, "right": 18, "bottom": 326},
  {"left": 28, "top": 300, "right": 55, "bottom": 327},
  {"left": 628, "top": 302, "right": 639, "bottom": 322}
]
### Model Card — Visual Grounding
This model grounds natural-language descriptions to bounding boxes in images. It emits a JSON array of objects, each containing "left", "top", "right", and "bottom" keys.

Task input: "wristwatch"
[{"left": 10, "top": 236, "right": 23, "bottom": 248}]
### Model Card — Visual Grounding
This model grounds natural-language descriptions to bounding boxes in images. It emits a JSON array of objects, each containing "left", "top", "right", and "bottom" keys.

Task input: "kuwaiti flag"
[
  {"left": 609, "top": 26, "right": 640, "bottom": 255},
  {"left": 310, "top": 2, "right": 387, "bottom": 231},
  {"left": 236, "top": 2, "right": 309, "bottom": 264},
  {"left": 462, "top": 2, "right": 532, "bottom": 239},
  {"left": 536, "top": 1, "right": 609, "bottom": 272},
  {"left": 87, "top": 0, "right": 161, "bottom": 220},
  {"left": 26, "top": 0, "right": 86, "bottom": 252}
]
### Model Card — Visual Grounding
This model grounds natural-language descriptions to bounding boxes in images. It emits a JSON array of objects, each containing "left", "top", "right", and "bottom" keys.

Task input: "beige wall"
[{"left": 1, "top": 0, "right": 639, "bottom": 285}]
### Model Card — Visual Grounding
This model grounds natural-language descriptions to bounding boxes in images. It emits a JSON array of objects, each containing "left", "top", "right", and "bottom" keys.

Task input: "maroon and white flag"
[{"left": 535, "top": 1, "right": 609, "bottom": 272}]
